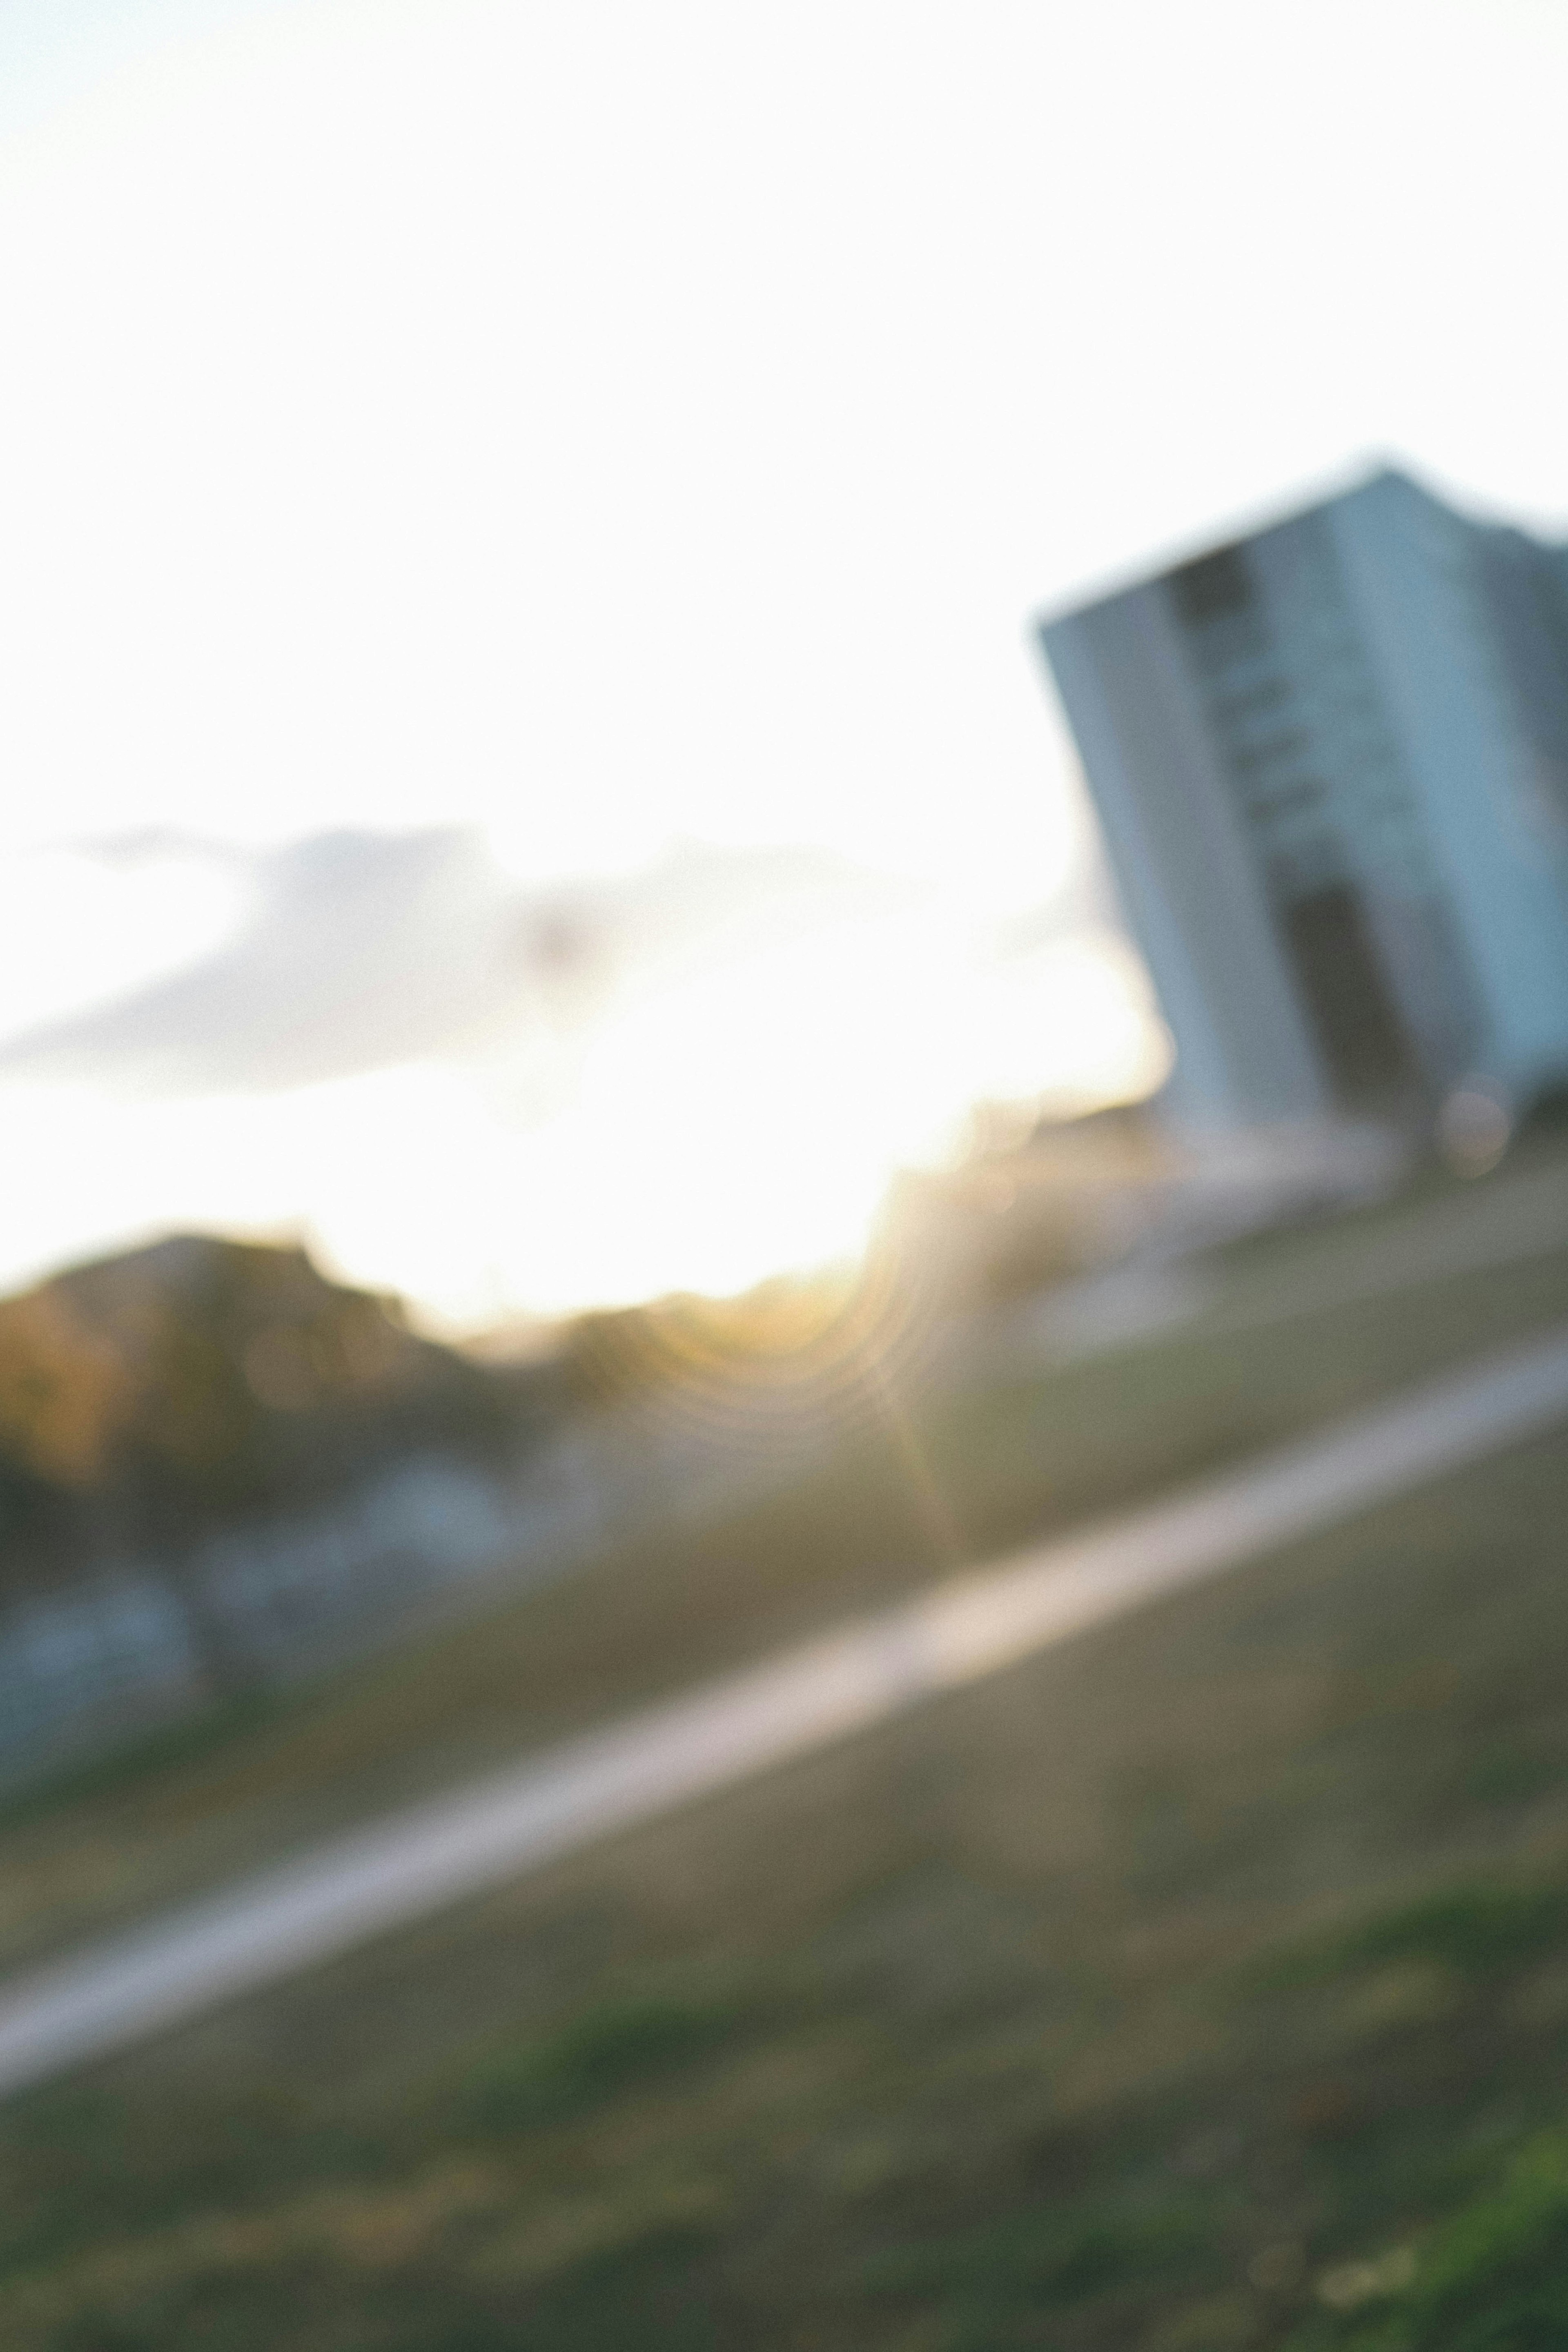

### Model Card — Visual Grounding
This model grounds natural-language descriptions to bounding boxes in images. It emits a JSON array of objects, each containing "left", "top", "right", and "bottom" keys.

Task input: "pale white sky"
[{"left": 0, "top": 0, "right": 1564, "bottom": 1323}]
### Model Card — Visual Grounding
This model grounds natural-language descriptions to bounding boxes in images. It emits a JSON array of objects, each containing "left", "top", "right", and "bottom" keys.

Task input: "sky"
[{"left": 0, "top": 0, "right": 1564, "bottom": 1325}]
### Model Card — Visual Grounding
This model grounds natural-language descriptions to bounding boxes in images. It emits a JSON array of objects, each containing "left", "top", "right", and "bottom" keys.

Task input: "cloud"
[{"left": 0, "top": 829, "right": 922, "bottom": 1098}]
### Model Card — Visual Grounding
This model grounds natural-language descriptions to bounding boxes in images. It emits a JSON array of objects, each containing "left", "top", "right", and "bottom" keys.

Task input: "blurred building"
[{"left": 1039, "top": 470, "right": 1568, "bottom": 1130}]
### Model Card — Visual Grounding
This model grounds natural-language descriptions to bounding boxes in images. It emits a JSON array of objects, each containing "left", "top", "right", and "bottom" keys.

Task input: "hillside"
[
  {"left": 2, "top": 1138, "right": 1568, "bottom": 1983},
  {"left": 4, "top": 1410, "right": 1568, "bottom": 2346},
  {"left": 1, "top": 1146, "right": 1568, "bottom": 2343}
]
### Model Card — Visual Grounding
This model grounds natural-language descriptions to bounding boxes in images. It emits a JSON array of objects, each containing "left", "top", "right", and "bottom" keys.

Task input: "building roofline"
[{"left": 1031, "top": 456, "right": 1439, "bottom": 637}]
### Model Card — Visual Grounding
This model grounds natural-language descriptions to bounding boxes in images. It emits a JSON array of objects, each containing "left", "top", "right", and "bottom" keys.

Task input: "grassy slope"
[
  {"left": 0, "top": 1147, "right": 1565, "bottom": 2344},
  {"left": 2, "top": 1147, "right": 1568, "bottom": 1987},
  {"left": 6, "top": 1414, "right": 1568, "bottom": 2344}
]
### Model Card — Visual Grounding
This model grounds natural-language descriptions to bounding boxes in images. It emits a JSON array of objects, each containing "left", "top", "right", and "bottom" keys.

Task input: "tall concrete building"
[{"left": 1039, "top": 470, "right": 1568, "bottom": 1131}]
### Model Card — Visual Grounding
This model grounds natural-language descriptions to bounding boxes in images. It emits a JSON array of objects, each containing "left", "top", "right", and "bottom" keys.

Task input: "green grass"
[
  {"left": 1256, "top": 1882, "right": 1568, "bottom": 1990},
  {"left": 7, "top": 1391, "right": 1568, "bottom": 2343},
  {"left": 457, "top": 1992, "right": 760, "bottom": 2134},
  {"left": 4, "top": 1143, "right": 1568, "bottom": 1987}
]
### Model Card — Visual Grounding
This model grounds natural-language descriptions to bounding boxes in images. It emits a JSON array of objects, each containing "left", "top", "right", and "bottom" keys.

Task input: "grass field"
[
  {"left": 3, "top": 1142, "right": 1568, "bottom": 1990},
  {"left": 6, "top": 1403, "right": 1568, "bottom": 2344},
  {"left": 4, "top": 1147, "right": 1568, "bottom": 2348}
]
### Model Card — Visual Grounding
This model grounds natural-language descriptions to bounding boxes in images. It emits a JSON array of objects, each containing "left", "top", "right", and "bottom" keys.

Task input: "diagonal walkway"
[{"left": 4, "top": 1324, "right": 1568, "bottom": 2103}]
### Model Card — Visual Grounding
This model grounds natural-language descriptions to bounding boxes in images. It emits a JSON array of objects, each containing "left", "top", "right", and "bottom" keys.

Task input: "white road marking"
[{"left": 4, "top": 1324, "right": 1568, "bottom": 2101}]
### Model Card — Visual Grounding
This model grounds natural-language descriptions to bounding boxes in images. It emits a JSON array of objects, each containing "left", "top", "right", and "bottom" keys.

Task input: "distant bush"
[{"left": 0, "top": 1233, "right": 549, "bottom": 1606}]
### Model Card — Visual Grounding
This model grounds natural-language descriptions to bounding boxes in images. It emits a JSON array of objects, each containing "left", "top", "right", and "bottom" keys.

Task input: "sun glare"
[
  {"left": 303, "top": 912, "right": 1168, "bottom": 1325},
  {"left": 0, "top": 909, "right": 1165, "bottom": 1328}
]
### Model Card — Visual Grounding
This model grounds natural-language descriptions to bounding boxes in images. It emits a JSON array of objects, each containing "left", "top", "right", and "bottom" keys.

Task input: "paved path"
[{"left": 4, "top": 1324, "right": 1568, "bottom": 2102}]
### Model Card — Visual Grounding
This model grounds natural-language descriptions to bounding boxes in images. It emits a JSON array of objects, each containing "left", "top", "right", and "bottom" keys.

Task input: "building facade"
[{"left": 1039, "top": 470, "right": 1568, "bottom": 1130}]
